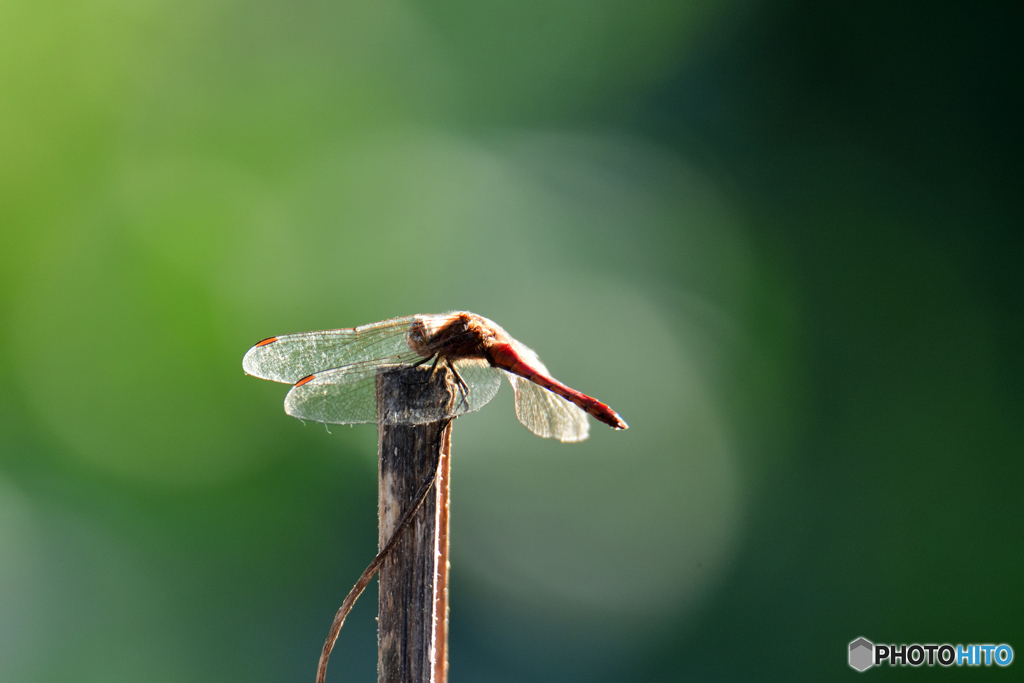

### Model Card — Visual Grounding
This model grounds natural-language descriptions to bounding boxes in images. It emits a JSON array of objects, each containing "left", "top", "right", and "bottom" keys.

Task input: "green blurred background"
[{"left": 1, "top": 0, "right": 1020, "bottom": 680}]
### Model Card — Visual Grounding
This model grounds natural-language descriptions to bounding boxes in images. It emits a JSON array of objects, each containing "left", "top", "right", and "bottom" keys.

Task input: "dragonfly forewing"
[{"left": 242, "top": 316, "right": 419, "bottom": 383}]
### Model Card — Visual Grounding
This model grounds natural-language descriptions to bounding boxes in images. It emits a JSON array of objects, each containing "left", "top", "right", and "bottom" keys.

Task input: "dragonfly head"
[{"left": 406, "top": 317, "right": 434, "bottom": 358}]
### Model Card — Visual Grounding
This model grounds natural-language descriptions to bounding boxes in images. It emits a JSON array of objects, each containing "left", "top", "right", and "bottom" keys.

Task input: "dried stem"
[{"left": 314, "top": 458, "right": 442, "bottom": 683}]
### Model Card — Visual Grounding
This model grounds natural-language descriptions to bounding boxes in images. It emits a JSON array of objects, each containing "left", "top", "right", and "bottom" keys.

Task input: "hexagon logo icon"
[{"left": 849, "top": 637, "right": 874, "bottom": 671}]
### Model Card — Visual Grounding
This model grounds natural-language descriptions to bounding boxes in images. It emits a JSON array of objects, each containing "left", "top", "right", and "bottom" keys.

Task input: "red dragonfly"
[{"left": 242, "top": 311, "right": 627, "bottom": 442}]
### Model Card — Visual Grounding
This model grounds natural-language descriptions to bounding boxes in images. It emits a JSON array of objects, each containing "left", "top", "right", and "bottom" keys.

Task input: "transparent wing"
[
  {"left": 242, "top": 315, "right": 420, "bottom": 383},
  {"left": 284, "top": 363, "right": 380, "bottom": 424},
  {"left": 448, "top": 359, "right": 504, "bottom": 419},
  {"left": 503, "top": 340, "right": 589, "bottom": 443},
  {"left": 284, "top": 359, "right": 503, "bottom": 425},
  {"left": 507, "top": 374, "right": 590, "bottom": 442}
]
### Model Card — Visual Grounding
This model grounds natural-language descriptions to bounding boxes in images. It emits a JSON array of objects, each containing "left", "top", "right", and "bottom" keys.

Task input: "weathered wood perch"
[
  {"left": 315, "top": 364, "right": 455, "bottom": 683},
  {"left": 377, "top": 365, "right": 455, "bottom": 683}
]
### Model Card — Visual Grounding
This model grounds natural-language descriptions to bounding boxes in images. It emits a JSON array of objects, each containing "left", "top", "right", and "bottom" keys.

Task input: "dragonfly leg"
[
  {"left": 411, "top": 354, "right": 436, "bottom": 370},
  {"left": 447, "top": 359, "right": 471, "bottom": 413},
  {"left": 404, "top": 355, "right": 438, "bottom": 384}
]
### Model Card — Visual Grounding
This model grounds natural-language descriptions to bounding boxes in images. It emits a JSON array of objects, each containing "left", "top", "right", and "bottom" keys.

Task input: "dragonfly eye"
[{"left": 406, "top": 319, "right": 431, "bottom": 356}]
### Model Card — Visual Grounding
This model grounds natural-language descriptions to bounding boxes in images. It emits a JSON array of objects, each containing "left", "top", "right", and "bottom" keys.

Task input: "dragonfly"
[{"left": 242, "top": 311, "right": 627, "bottom": 442}]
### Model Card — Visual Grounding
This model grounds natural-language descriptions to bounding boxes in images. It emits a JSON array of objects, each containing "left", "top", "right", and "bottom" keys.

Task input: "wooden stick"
[
  {"left": 377, "top": 365, "right": 454, "bottom": 683},
  {"left": 314, "top": 365, "right": 454, "bottom": 683}
]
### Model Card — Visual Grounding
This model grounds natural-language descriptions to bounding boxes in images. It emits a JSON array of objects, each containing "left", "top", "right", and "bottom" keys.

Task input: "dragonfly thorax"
[{"left": 407, "top": 312, "right": 498, "bottom": 363}]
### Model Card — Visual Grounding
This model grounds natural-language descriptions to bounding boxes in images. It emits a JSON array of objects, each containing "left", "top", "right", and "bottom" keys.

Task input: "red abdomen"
[{"left": 488, "top": 343, "right": 628, "bottom": 430}]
